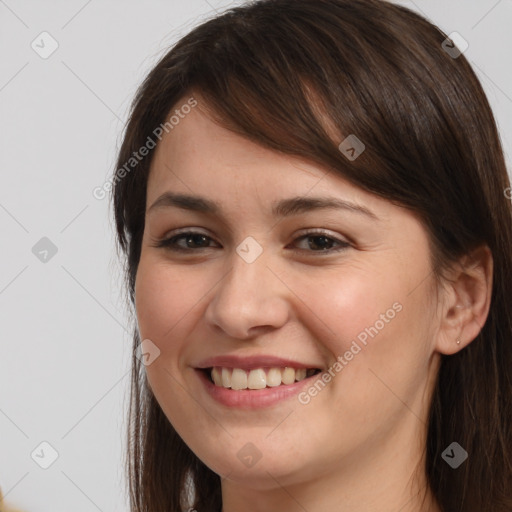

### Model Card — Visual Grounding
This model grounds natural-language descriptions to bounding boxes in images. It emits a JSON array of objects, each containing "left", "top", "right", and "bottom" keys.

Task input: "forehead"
[
  {"left": 146, "top": 101, "right": 393, "bottom": 220},
  {"left": 149, "top": 103, "right": 321, "bottom": 183}
]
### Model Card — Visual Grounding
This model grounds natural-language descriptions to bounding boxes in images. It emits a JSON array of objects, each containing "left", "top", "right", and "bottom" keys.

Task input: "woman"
[{"left": 112, "top": 0, "right": 512, "bottom": 510}]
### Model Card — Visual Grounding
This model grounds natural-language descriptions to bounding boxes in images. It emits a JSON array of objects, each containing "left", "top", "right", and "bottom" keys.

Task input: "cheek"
[
  {"left": 134, "top": 257, "right": 205, "bottom": 345},
  {"left": 297, "top": 262, "right": 432, "bottom": 402},
  {"left": 133, "top": 258, "right": 222, "bottom": 451},
  {"left": 298, "top": 266, "right": 398, "bottom": 354}
]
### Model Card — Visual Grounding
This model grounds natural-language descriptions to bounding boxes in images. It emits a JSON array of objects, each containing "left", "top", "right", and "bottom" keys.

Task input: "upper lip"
[{"left": 194, "top": 355, "right": 323, "bottom": 371}]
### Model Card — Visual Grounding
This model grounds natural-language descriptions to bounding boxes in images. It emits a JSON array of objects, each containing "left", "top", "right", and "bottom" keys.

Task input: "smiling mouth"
[{"left": 201, "top": 367, "right": 322, "bottom": 390}]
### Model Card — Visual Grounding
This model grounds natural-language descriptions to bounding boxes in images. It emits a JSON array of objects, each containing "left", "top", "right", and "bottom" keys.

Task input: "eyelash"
[{"left": 152, "top": 229, "right": 351, "bottom": 255}]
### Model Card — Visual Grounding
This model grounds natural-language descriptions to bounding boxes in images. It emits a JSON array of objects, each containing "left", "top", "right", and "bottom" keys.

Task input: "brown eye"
[
  {"left": 290, "top": 230, "right": 350, "bottom": 254},
  {"left": 152, "top": 229, "right": 350, "bottom": 255},
  {"left": 154, "top": 231, "right": 218, "bottom": 252}
]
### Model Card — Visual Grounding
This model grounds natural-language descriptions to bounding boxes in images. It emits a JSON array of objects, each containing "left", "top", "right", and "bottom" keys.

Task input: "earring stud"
[{"left": 456, "top": 338, "right": 461, "bottom": 345}]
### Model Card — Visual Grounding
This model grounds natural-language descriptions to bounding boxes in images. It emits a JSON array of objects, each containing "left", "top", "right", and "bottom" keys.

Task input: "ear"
[{"left": 435, "top": 244, "right": 493, "bottom": 355}]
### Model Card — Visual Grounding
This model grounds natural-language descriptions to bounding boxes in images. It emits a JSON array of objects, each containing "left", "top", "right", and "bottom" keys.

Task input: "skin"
[{"left": 134, "top": 94, "right": 493, "bottom": 512}]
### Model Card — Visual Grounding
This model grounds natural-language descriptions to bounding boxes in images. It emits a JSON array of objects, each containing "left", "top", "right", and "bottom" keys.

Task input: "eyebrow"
[{"left": 147, "top": 192, "right": 379, "bottom": 220}]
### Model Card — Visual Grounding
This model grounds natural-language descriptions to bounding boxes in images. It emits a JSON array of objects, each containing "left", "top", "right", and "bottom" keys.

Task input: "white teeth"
[
  {"left": 221, "top": 367, "right": 232, "bottom": 388},
  {"left": 281, "top": 367, "right": 296, "bottom": 385},
  {"left": 247, "top": 369, "right": 267, "bottom": 389},
  {"left": 211, "top": 367, "right": 222, "bottom": 386},
  {"left": 266, "top": 368, "right": 282, "bottom": 387},
  {"left": 231, "top": 368, "right": 247, "bottom": 390},
  {"left": 209, "top": 366, "right": 318, "bottom": 390},
  {"left": 295, "top": 368, "right": 307, "bottom": 381}
]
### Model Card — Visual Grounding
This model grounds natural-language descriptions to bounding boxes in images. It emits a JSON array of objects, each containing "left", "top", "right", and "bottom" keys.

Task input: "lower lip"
[{"left": 195, "top": 369, "right": 320, "bottom": 409}]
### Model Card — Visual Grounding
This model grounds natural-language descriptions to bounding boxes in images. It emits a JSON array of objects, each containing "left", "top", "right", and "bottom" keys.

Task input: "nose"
[{"left": 203, "top": 246, "right": 290, "bottom": 340}]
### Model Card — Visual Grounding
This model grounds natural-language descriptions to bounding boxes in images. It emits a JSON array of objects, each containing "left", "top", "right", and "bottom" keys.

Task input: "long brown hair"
[{"left": 111, "top": 0, "right": 512, "bottom": 510}]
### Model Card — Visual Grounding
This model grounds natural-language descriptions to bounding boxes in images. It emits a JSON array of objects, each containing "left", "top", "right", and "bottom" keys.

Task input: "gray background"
[{"left": 0, "top": 0, "right": 511, "bottom": 510}]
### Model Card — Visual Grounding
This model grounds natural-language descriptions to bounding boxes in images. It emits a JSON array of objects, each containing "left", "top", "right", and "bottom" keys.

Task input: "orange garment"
[{"left": 0, "top": 487, "right": 25, "bottom": 512}]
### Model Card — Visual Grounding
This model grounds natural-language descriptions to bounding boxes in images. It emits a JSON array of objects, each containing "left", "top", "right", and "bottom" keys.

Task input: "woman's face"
[{"left": 134, "top": 98, "right": 442, "bottom": 490}]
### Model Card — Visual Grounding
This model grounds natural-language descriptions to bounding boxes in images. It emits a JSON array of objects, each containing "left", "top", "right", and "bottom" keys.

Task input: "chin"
[{"left": 197, "top": 439, "right": 315, "bottom": 488}]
